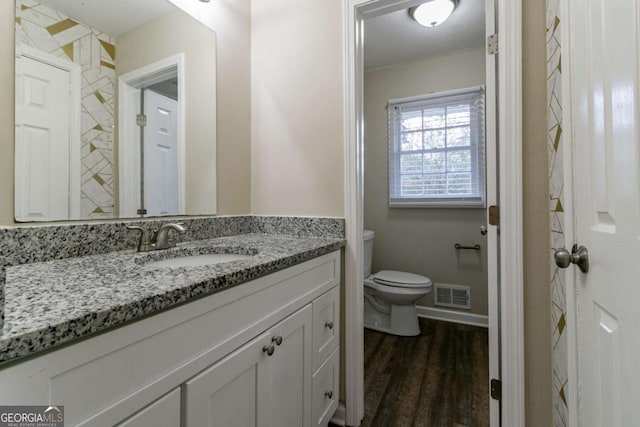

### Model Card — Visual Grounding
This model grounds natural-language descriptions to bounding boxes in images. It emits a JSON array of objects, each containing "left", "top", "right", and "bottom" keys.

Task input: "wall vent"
[{"left": 434, "top": 283, "right": 471, "bottom": 310}]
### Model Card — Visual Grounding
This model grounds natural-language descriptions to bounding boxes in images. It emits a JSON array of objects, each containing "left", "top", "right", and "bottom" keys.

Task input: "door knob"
[
  {"left": 554, "top": 244, "right": 589, "bottom": 273},
  {"left": 480, "top": 225, "right": 488, "bottom": 235},
  {"left": 325, "top": 321, "right": 334, "bottom": 330}
]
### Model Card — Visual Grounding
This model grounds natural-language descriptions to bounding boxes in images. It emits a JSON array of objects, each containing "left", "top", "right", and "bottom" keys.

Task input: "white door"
[
  {"left": 15, "top": 53, "right": 71, "bottom": 221},
  {"left": 565, "top": 0, "right": 640, "bottom": 425},
  {"left": 144, "top": 90, "right": 179, "bottom": 216}
]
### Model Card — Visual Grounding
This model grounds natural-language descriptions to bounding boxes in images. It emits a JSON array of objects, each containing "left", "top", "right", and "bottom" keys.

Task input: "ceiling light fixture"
[{"left": 410, "top": 0, "right": 457, "bottom": 28}]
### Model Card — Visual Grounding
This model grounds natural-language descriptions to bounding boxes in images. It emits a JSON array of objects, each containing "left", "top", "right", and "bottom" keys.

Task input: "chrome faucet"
[{"left": 127, "top": 223, "right": 187, "bottom": 252}]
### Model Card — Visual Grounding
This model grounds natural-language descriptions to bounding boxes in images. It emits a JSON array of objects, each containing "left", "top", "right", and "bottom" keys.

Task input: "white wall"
[
  {"left": 250, "top": 0, "right": 344, "bottom": 216},
  {"left": 364, "top": 48, "right": 488, "bottom": 314}
]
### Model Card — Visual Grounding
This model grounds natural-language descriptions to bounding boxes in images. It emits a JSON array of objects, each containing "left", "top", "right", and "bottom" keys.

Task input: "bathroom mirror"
[{"left": 14, "top": 0, "right": 217, "bottom": 221}]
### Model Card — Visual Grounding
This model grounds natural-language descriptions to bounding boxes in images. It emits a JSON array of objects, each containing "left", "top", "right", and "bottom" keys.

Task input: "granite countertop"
[{"left": 0, "top": 233, "right": 345, "bottom": 365}]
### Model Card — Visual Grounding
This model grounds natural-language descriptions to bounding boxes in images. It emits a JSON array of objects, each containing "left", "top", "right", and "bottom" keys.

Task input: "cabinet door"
[
  {"left": 116, "top": 388, "right": 180, "bottom": 427},
  {"left": 266, "top": 305, "right": 313, "bottom": 427},
  {"left": 184, "top": 332, "right": 272, "bottom": 427}
]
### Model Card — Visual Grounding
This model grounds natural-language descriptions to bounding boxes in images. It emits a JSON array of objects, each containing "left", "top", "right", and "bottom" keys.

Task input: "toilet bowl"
[{"left": 363, "top": 230, "right": 432, "bottom": 336}]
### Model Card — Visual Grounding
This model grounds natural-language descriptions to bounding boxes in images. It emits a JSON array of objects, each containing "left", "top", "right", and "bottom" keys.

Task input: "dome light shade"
[{"left": 410, "top": 0, "right": 456, "bottom": 27}]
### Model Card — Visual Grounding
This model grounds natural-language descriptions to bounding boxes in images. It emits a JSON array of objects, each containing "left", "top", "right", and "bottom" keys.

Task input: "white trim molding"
[
  {"left": 497, "top": 0, "right": 525, "bottom": 425},
  {"left": 343, "top": 1, "right": 365, "bottom": 424},
  {"left": 416, "top": 306, "right": 489, "bottom": 328}
]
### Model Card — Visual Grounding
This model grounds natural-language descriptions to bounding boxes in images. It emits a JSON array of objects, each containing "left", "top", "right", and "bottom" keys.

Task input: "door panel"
[
  {"left": 144, "top": 90, "right": 179, "bottom": 216},
  {"left": 15, "top": 54, "right": 71, "bottom": 221},
  {"left": 567, "top": 0, "right": 640, "bottom": 425}
]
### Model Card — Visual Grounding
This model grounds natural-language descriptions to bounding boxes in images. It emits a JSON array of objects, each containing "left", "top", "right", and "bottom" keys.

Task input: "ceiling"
[
  {"left": 37, "top": 0, "right": 176, "bottom": 37},
  {"left": 364, "top": 0, "right": 486, "bottom": 71}
]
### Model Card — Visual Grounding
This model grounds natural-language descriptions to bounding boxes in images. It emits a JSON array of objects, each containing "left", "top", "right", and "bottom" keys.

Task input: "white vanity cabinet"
[
  {"left": 184, "top": 306, "right": 312, "bottom": 427},
  {"left": 0, "top": 251, "right": 341, "bottom": 427},
  {"left": 116, "top": 389, "right": 181, "bottom": 427}
]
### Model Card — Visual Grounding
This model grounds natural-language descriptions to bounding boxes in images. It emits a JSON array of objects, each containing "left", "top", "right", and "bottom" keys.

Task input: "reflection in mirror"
[{"left": 14, "top": 0, "right": 217, "bottom": 221}]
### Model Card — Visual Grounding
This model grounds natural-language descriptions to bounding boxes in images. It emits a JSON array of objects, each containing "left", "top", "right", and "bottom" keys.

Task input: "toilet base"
[{"left": 363, "top": 297, "right": 421, "bottom": 336}]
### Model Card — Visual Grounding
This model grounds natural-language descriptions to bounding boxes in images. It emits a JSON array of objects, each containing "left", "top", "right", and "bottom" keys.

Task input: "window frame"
[{"left": 388, "top": 86, "right": 486, "bottom": 208}]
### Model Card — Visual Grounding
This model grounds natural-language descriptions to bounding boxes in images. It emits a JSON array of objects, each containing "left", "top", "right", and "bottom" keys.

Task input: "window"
[{"left": 388, "top": 86, "right": 485, "bottom": 207}]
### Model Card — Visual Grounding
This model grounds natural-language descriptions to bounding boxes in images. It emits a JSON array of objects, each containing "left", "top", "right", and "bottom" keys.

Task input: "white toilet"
[{"left": 363, "top": 229, "right": 432, "bottom": 336}]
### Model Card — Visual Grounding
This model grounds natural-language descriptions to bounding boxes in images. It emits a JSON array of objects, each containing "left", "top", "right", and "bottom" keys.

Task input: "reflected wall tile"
[
  {"left": 16, "top": 0, "right": 116, "bottom": 220},
  {"left": 20, "top": 20, "right": 59, "bottom": 52},
  {"left": 52, "top": 25, "right": 91, "bottom": 47},
  {"left": 547, "top": 0, "right": 568, "bottom": 424}
]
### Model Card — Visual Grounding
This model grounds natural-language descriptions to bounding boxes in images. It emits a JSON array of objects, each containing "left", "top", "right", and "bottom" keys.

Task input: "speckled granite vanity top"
[{"left": 0, "top": 233, "right": 344, "bottom": 365}]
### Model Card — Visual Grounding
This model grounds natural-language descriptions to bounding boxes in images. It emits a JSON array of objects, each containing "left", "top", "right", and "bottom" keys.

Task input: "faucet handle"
[
  {"left": 154, "top": 223, "right": 187, "bottom": 249},
  {"left": 167, "top": 223, "right": 187, "bottom": 247},
  {"left": 127, "top": 225, "right": 152, "bottom": 252}
]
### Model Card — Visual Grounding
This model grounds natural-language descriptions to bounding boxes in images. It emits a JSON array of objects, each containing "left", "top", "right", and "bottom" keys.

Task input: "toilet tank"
[{"left": 363, "top": 229, "right": 375, "bottom": 278}]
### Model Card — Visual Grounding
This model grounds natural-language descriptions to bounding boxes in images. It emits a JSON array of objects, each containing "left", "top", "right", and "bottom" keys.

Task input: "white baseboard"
[
  {"left": 330, "top": 402, "right": 347, "bottom": 426},
  {"left": 416, "top": 305, "right": 489, "bottom": 328}
]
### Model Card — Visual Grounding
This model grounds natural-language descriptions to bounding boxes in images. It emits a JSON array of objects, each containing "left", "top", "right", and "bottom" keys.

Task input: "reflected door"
[
  {"left": 15, "top": 53, "right": 72, "bottom": 221},
  {"left": 143, "top": 90, "right": 179, "bottom": 216},
  {"left": 568, "top": 0, "right": 640, "bottom": 425}
]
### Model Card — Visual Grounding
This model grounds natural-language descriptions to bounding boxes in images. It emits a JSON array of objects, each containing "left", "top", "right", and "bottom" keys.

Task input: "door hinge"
[
  {"left": 490, "top": 378, "right": 502, "bottom": 400},
  {"left": 488, "top": 205, "right": 500, "bottom": 226},
  {"left": 136, "top": 114, "right": 147, "bottom": 127},
  {"left": 136, "top": 208, "right": 147, "bottom": 215},
  {"left": 487, "top": 33, "right": 498, "bottom": 55}
]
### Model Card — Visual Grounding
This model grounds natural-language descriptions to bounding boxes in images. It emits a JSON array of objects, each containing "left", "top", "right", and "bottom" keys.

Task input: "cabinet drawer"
[
  {"left": 311, "top": 347, "right": 339, "bottom": 427},
  {"left": 312, "top": 286, "right": 340, "bottom": 372},
  {"left": 116, "top": 388, "right": 180, "bottom": 427}
]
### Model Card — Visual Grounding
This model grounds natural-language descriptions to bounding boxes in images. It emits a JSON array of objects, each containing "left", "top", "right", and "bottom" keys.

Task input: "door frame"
[
  {"left": 15, "top": 45, "right": 82, "bottom": 220},
  {"left": 118, "top": 54, "right": 186, "bottom": 217},
  {"left": 342, "top": 0, "right": 524, "bottom": 425}
]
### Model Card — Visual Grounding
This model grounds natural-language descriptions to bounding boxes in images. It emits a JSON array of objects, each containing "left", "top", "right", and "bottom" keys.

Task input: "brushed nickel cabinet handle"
[{"left": 262, "top": 344, "right": 275, "bottom": 356}]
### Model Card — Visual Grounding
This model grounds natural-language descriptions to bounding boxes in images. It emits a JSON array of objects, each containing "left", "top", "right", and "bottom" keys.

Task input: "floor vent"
[{"left": 434, "top": 284, "right": 471, "bottom": 310}]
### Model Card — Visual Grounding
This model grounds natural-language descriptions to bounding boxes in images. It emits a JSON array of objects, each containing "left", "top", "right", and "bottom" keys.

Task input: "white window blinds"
[{"left": 388, "top": 86, "right": 485, "bottom": 208}]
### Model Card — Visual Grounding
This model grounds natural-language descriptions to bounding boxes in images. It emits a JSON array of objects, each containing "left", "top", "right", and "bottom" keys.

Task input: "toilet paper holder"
[{"left": 455, "top": 243, "right": 481, "bottom": 250}]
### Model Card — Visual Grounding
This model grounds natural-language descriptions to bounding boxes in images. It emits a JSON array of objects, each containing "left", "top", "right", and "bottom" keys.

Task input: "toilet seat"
[{"left": 372, "top": 270, "right": 432, "bottom": 289}]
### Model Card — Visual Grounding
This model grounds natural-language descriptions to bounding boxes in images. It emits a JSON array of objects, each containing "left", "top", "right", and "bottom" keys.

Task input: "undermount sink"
[
  {"left": 137, "top": 245, "right": 259, "bottom": 269},
  {"left": 145, "top": 253, "right": 255, "bottom": 268},
  {"left": 145, "top": 254, "right": 252, "bottom": 267}
]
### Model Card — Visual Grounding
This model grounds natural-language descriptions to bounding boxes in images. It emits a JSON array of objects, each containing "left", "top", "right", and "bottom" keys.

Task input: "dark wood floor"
[{"left": 359, "top": 318, "right": 489, "bottom": 427}]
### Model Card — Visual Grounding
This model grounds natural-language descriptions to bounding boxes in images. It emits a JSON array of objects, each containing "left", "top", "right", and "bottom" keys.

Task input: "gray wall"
[{"left": 364, "top": 48, "right": 488, "bottom": 315}]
